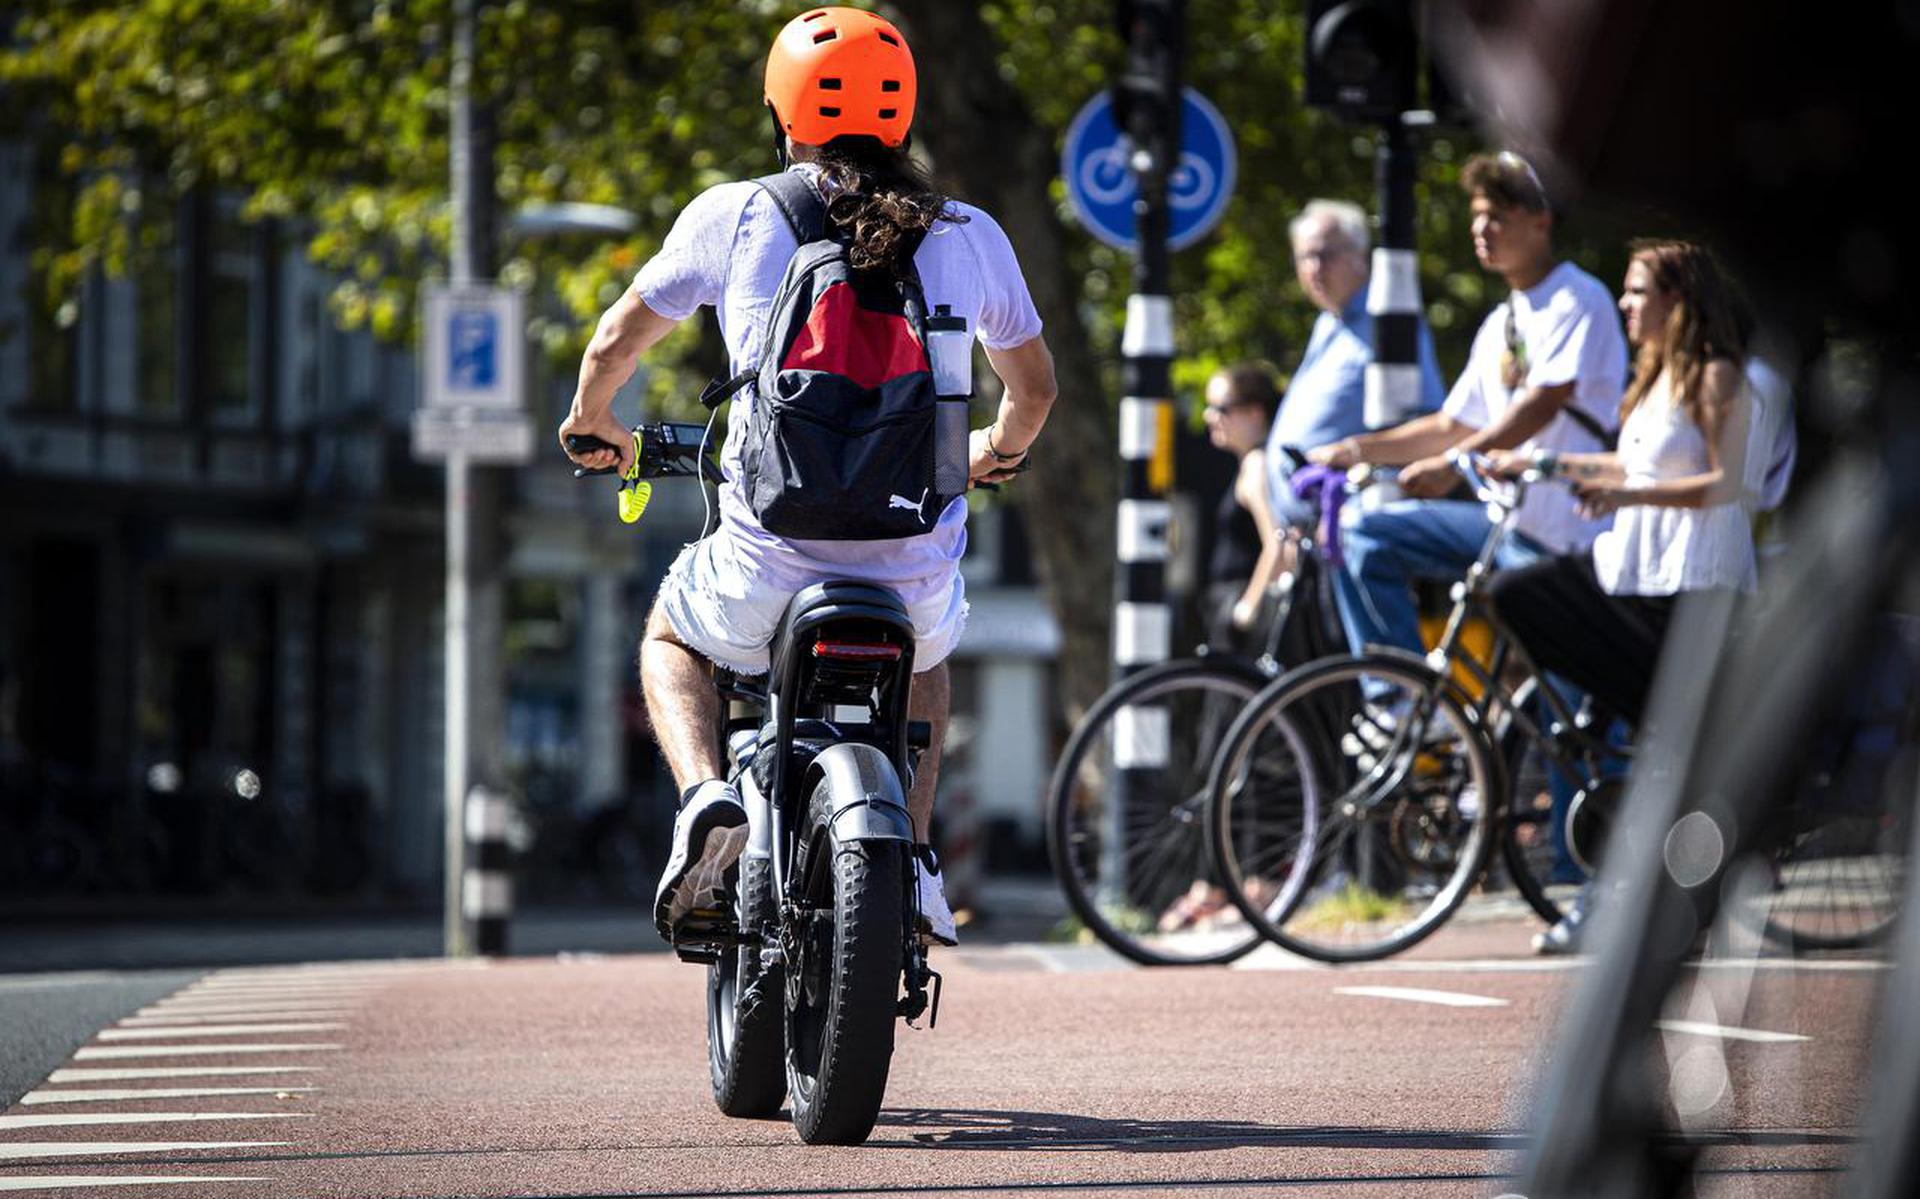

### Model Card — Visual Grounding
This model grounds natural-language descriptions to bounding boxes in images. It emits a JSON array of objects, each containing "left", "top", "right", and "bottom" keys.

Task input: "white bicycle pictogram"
[{"left": 1077, "top": 145, "right": 1219, "bottom": 213}]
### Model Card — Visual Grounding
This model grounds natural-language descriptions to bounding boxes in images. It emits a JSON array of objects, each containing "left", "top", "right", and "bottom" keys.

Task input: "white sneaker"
[
  {"left": 914, "top": 848, "right": 959, "bottom": 947},
  {"left": 653, "top": 780, "right": 748, "bottom": 943}
]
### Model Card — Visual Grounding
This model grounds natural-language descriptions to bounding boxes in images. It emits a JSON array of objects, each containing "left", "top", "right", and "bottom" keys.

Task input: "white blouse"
[{"left": 1590, "top": 372, "right": 1756, "bottom": 596}]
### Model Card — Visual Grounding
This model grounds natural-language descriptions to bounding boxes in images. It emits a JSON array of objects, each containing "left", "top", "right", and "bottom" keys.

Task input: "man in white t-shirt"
[
  {"left": 558, "top": 9, "right": 1057, "bottom": 950},
  {"left": 1309, "top": 152, "right": 1628, "bottom": 672}
]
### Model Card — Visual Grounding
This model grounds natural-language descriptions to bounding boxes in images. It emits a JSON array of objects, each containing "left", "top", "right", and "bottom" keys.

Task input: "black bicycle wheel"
[
  {"left": 1756, "top": 768, "right": 1911, "bottom": 951},
  {"left": 708, "top": 851, "right": 786, "bottom": 1118},
  {"left": 1496, "top": 678, "right": 1582, "bottom": 926},
  {"left": 784, "top": 815, "right": 905, "bottom": 1145},
  {"left": 1210, "top": 653, "right": 1499, "bottom": 963},
  {"left": 1046, "top": 658, "right": 1271, "bottom": 966}
]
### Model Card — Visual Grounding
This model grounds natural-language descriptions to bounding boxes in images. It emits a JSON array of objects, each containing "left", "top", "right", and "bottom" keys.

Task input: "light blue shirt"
[{"left": 1265, "top": 292, "right": 1446, "bottom": 522}]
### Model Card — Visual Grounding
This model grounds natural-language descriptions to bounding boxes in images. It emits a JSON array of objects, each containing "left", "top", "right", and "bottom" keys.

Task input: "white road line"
[
  {"left": 98, "top": 1024, "right": 347, "bottom": 1041},
  {"left": 75, "top": 1044, "right": 341, "bottom": 1060},
  {"left": 1333, "top": 985, "right": 1511, "bottom": 1008},
  {"left": 50, "top": 1067, "right": 322, "bottom": 1083},
  {"left": 0, "top": 1112, "right": 312, "bottom": 1131},
  {"left": 0, "top": 1175, "right": 269, "bottom": 1192},
  {"left": 0, "top": 1142, "right": 290, "bottom": 1162},
  {"left": 174, "top": 988, "right": 372, "bottom": 1000},
  {"left": 124, "top": 1011, "right": 355, "bottom": 1025},
  {"left": 23, "top": 1087, "right": 318, "bottom": 1105},
  {"left": 1656, "top": 1019, "right": 1811, "bottom": 1044}
]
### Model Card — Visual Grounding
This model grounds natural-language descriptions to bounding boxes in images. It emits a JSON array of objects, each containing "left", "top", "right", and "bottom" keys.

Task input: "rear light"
[{"left": 812, "top": 640, "right": 903, "bottom": 661}]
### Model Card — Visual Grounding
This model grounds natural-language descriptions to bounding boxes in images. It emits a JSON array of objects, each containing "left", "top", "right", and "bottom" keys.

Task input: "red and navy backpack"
[{"left": 700, "top": 169, "right": 954, "bottom": 540}]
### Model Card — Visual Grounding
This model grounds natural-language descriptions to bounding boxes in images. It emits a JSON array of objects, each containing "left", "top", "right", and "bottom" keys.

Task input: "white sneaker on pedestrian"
[
  {"left": 654, "top": 779, "right": 748, "bottom": 944},
  {"left": 914, "top": 847, "right": 959, "bottom": 947},
  {"left": 1532, "top": 890, "right": 1591, "bottom": 956}
]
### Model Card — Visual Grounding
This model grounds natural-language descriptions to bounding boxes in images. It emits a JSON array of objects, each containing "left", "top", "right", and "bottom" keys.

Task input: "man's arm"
[
  {"left": 1451, "top": 380, "right": 1577, "bottom": 454},
  {"left": 558, "top": 288, "right": 683, "bottom": 474},
  {"left": 973, "top": 335, "right": 1057, "bottom": 483},
  {"left": 1310, "top": 410, "right": 1471, "bottom": 469}
]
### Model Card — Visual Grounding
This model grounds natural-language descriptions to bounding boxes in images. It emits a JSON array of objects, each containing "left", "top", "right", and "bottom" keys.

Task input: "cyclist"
[
  {"left": 1203, "top": 363, "right": 1287, "bottom": 650},
  {"left": 558, "top": 8, "right": 1057, "bottom": 951},
  {"left": 1486, "top": 240, "right": 1756, "bottom": 952},
  {"left": 1307, "top": 153, "right": 1628, "bottom": 674}
]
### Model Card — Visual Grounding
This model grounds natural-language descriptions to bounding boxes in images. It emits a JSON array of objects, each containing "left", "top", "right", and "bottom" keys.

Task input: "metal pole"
[
  {"left": 443, "top": 0, "right": 476, "bottom": 959},
  {"left": 1105, "top": 0, "right": 1182, "bottom": 906},
  {"left": 1363, "top": 117, "right": 1422, "bottom": 430}
]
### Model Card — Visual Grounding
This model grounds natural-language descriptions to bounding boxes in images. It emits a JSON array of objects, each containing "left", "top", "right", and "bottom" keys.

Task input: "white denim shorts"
[{"left": 657, "top": 530, "right": 968, "bottom": 677}]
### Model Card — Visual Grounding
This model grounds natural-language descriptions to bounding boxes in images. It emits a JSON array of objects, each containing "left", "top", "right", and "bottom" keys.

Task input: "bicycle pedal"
[{"left": 673, "top": 944, "right": 722, "bottom": 965}]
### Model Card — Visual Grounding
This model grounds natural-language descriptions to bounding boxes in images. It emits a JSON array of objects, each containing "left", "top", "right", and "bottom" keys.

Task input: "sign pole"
[
  {"left": 1105, "top": 0, "right": 1183, "bottom": 906},
  {"left": 443, "top": 0, "right": 477, "bottom": 959}
]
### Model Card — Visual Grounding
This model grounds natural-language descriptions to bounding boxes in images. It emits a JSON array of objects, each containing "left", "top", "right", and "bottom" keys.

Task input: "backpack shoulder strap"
[
  {"left": 753, "top": 170, "right": 828, "bottom": 245},
  {"left": 1558, "top": 400, "right": 1618, "bottom": 451}
]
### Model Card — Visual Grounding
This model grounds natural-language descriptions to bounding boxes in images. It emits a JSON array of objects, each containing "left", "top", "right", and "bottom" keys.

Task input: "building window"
[
  {"left": 7, "top": 144, "right": 78, "bottom": 412},
  {"left": 134, "top": 193, "right": 178, "bottom": 417},
  {"left": 208, "top": 205, "right": 256, "bottom": 419}
]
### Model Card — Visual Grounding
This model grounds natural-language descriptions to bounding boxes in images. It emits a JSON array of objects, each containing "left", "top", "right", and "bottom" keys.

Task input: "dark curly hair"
[{"left": 812, "top": 135, "right": 967, "bottom": 276}]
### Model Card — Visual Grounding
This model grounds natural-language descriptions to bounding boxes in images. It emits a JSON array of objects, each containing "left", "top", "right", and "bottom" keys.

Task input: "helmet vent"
[
  {"left": 812, "top": 28, "right": 838, "bottom": 44},
  {"left": 819, "top": 106, "right": 842, "bottom": 117},
  {"left": 881, "top": 80, "right": 902, "bottom": 93},
  {"left": 877, "top": 31, "right": 900, "bottom": 46},
  {"left": 819, "top": 78, "right": 842, "bottom": 90},
  {"left": 879, "top": 108, "right": 897, "bottom": 120},
  {"left": 802, "top": 10, "right": 828, "bottom": 20}
]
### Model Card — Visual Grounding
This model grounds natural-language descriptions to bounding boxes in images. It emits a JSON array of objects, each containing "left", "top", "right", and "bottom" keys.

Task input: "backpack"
[{"left": 700, "top": 169, "right": 955, "bottom": 541}]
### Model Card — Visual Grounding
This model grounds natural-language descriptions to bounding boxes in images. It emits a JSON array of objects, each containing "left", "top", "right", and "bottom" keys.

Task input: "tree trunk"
[{"left": 888, "top": 1, "right": 1117, "bottom": 725}]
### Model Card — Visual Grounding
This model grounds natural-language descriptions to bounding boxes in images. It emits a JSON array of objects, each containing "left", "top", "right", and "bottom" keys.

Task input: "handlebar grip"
[{"left": 566, "top": 432, "right": 623, "bottom": 477}]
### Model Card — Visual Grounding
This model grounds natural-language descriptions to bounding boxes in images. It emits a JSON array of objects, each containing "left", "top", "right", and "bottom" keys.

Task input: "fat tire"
[
  {"left": 786, "top": 827, "right": 904, "bottom": 1145},
  {"left": 708, "top": 852, "right": 786, "bottom": 1117},
  {"left": 1045, "top": 658, "right": 1270, "bottom": 966}
]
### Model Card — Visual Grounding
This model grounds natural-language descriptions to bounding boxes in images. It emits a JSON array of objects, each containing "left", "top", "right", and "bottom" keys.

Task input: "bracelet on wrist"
[{"left": 985, "top": 426, "right": 1028, "bottom": 462}]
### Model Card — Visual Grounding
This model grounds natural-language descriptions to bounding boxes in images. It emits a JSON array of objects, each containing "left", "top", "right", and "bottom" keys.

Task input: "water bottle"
[{"left": 927, "top": 304, "right": 971, "bottom": 495}]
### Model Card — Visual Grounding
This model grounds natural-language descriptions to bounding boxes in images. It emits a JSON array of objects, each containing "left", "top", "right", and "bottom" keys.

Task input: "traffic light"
[
  {"left": 1304, "top": 0, "right": 1419, "bottom": 122},
  {"left": 1113, "top": 0, "right": 1184, "bottom": 166}
]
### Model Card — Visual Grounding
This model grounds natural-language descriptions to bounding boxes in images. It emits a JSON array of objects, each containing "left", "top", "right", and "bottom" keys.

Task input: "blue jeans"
[
  {"left": 1334, "top": 499, "right": 1594, "bottom": 881},
  {"left": 1333, "top": 499, "right": 1548, "bottom": 661}
]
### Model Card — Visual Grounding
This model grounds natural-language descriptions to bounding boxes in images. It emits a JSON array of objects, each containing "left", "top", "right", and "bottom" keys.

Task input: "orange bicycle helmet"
[{"left": 764, "top": 7, "right": 917, "bottom": 149}]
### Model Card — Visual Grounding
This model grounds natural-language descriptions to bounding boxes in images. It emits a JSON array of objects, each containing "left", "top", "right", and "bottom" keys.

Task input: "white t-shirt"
[
  {"left": 1591, "top": 372, "right": 1756, "bottom": 595},
  {"left": 1443, "top": 261, "right": 1628, "bottom": 553},
  {"left": 632, "top": 165, "right": 1043, "bottom": 591}
]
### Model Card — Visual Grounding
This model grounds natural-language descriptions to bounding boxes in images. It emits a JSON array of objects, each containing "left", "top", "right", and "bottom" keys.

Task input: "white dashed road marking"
[
  {"left": 98, "top": 1023, "right": 347, "bottom": 1040},
  {"left": 0, "top": 1176, "right": 268, "bottom": 1192},
  {"left": 0, "top": 1112, "right": 312, "bottom": 1131},
  {"left": 0, "top": 1141, "right": 292, "bottom": 1162},
  {"left": 126, "top": 1009, "right": 354, "bottom": 1023},
  {"left": 49, "top": 1066, "right": 322, "bottom": 1082},
  {"left": 74, "top": 1043, "right": 342, "bottom": 1060},
  {"left": 1333, "top": 985, "right": 1512, "bottom": 1008},
  {"left": 1656, "top": 1019, "right": 1811, "bottom": 1044},
  {"left": 22, "top": 1087, "right": 319, "bottom": 1105}
]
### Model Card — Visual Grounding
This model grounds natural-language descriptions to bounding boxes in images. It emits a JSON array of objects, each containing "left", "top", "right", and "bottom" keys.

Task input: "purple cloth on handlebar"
[{"left": 1288, "top": 463, "right": 1348, "bottom": 569}]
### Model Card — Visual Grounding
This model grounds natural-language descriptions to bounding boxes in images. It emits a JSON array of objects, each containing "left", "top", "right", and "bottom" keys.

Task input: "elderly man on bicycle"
[{"left": 1309, "top": 153, "right": 1627, "bottom": 709}]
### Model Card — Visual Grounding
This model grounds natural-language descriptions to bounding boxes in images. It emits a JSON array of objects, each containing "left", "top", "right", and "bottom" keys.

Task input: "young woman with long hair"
[
  {"left": 1487, "top": 239, "right": 1755, "bottom": 730},
  {"left": 1485, "top": 238, "right": 1755, "bottom": 952}
]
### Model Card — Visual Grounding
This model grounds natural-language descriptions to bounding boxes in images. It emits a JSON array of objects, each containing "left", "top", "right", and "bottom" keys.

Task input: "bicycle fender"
[{"left": 805, "top": 743, "right": 914, "bottom": 848}]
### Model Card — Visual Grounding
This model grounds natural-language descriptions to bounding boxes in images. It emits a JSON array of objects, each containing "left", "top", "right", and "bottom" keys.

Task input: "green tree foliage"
[{"left": 2, "top": 1, "right": 1624, "bottom": 715}]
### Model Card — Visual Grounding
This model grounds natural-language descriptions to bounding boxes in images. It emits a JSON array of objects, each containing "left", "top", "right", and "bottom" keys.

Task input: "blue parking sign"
[
  {"left": 448, "top": 310, "right": 498, "bottom": 390},
  {"left": 1062, "top": 88, "right": 1237, "bottom": 253}
]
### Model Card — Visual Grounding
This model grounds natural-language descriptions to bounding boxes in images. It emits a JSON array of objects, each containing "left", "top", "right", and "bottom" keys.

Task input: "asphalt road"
[{"left": 0, "top": 919, "right": 1880, "bottom": 1198}]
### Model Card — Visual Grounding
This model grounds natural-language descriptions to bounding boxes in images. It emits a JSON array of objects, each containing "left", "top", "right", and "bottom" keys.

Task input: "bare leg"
[
  {"left": 907, "top": 661, "right": 950, "bottom": 842},
  {"left": 639, "top": 600, "right": 725, "bottom": 791}
]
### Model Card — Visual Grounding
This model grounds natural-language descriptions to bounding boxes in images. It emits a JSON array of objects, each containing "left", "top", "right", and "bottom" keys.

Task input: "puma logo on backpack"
[{"left": 701, "top": 170, "right": 957, "bottom": 541}]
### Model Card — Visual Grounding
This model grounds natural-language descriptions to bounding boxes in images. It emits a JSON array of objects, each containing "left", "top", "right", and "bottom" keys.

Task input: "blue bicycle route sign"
[{"left": 1061, "top": 87, "right": 1238, "bottom": 253}]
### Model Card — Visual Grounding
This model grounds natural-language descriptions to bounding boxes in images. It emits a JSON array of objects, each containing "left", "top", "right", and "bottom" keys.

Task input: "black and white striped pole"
[
  {"left": 1364, "top": 117, "right": 1425, "bottom": 432},
  {"left": 463, "top": 786, "right": 512, "bottom": 955},
  {"left": 1106, "top": 0, "right": 1182, "bottom": 898}
]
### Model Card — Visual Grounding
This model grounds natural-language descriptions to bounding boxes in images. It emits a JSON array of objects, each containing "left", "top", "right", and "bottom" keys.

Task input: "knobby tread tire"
[
  {"left": 788, "top": 834, "right": 904, "bottom": 1145},
  {"left": 709, "top": 853, "right": 786, "bottom": 1118}
]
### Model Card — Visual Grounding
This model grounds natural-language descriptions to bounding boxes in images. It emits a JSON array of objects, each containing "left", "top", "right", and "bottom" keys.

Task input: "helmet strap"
[{"left": 767, "top": 104, "right": 790, "bottom": 170}]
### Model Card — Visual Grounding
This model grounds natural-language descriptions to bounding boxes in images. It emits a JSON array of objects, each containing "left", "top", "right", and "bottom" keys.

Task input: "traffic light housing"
[{"left": 1304, "top": 0, "right": 1419, "bottom": 122}]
